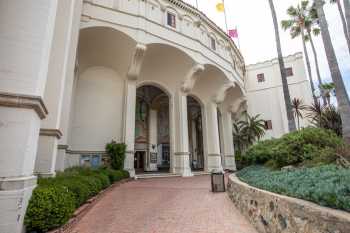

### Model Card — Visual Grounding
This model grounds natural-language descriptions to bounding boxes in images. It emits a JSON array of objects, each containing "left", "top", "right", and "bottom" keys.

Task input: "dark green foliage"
[
  {"left": 237, "top": 165, "right": 350, "bottom": 212},
  {"left": 25, "top": 167, "right": 129, "bottom": 232},
  {"left": 24, "top": 186, "right": 75, "bottom": 233},
  {"left": 306, "top": 102, "right": 342, "bottom": 136},
  {"left": 243, "top": 127, "right": 343, "bottom": 168},
  {"left": 106, "top": 141, "right": 127, "bottom": 170}
]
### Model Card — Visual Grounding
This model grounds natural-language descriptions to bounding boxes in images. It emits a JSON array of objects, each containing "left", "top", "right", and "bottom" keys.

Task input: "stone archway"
[
  {"left": 187, "top": 95, "right": 205, "bottom": 171},
  {"left": 135, "top": 85, "right": 171, "bottom": 173}
]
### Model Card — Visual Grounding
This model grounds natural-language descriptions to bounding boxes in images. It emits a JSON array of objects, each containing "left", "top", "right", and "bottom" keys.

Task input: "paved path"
[{"left": 72, "top": 175, "right": 258, "bottom": 233}]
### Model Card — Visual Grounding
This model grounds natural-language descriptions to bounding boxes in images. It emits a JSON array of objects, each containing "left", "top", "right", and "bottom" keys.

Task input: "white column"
[
  {"left": 147, "top": 109, "right": 158, "bottom": 171},
  {"left": 35, "top": 0, "right": 82, "bottom": 177},
  {"left": 173, "top": 91, "right": 193, "bottom": 176},
  {"left": 204, "top": 101, "right": 223, "bottom": 172},
  {"left": 0, "top": 1, "right": 58, "bottom": 232},
  {"left": 221, "top": 111, "right": 236, "bottom": 171},
  {"left": 123, "top": 80, "right": 137, "bottom": 177}
]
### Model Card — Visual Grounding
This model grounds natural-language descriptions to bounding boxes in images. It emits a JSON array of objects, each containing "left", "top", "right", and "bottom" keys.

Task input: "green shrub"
[
  {"left": 237, "top": 165, "right": 350, "bottom": 212},
  {"left": 242, "top": 127, "right": 343, "bottom": 168},
  {"left": 25, "top": 167, "right": 129, "bottom": 232},
  {"left": 24, "top": 185, "right": 75, "bottom": 232},
  {"left": 99, "top": 168, "right": 129, "bottom": 182},
  {"left": 106, "top": 141, "right": 127, "bottom": 170}
]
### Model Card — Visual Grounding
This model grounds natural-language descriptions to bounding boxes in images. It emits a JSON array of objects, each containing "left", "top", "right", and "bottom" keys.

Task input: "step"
[
  {"left": 135, "top": 171, "right": 211, "bottom": 179},
  {"left": 135, "top": 173, "right": 181, "bottom": 179}
]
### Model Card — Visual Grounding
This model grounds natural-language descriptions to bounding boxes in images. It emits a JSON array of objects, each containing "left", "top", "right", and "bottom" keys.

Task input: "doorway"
[
  {"left": 134, "top": 151, "right": 145, "bottom": 173},
  {"left": 187, "top": 96, "right": 204, "bottom": 171}
]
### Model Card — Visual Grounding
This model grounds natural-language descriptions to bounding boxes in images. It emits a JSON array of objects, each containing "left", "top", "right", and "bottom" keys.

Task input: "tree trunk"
[
  {"left": 344, "top": 0, "right": 350, "bottom": 39},
  {"left": 301, "top": 29, "right": 317, "bottom": 105},
  {"left": 315, "top": 0, "right": 350, "bottom": 143},
  {"left": 336, "top": 0, "right": 350, "bottom": 54},
  {"left": 268, "top": 0, "right": 296, "bottom": 132},
  {"left": 308, "top": 30, "right": 327, "bottom": 104}
]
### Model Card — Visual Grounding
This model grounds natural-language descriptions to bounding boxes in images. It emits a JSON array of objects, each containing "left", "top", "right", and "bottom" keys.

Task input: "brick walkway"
[{"left": 71, "top": 175, "right": 258, "bottom": 233}]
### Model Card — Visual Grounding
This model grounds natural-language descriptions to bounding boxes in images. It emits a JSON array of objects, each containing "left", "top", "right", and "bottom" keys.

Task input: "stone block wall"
[{"left": 227, "top": 174, "right": 350, "bottom": 233}]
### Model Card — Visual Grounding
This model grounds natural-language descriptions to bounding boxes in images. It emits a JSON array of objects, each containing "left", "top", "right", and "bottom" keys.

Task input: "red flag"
[{"left": 228, "top": 29, "right": 238, "bottom": 38}]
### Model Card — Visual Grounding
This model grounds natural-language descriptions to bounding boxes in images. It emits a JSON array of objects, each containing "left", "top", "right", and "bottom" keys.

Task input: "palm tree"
[
  {"left": 268, "top": 0, "right": 297, "bottom": 132},
  {"left": 330, "top": 0, "right": 350, "bottom": 54},
  {"left": 344, "top": 0, "right": 350, "bottom": 40},
  {"left": 281, "top": 1, "right": 317, "bottom": 105},
  {"left": 313, "top": 0, "right": 350, "bottom": 143},
  {"left": 232, "top": 121, "right": 247, "bottom": 153},
  {"left": 319, "top": 82, "right": 336, "bottom": 105},
  {"left": 238, "top": 113, "right": 266, "bottom": 145},
  {"left": 306, "top": 100, "right": 324, "bottom": 127},
  {"left": 306, "top": 26, "right": 327, "bottom": 104},
  {"left": 322, "top": 105, "right": 342, "bottom": 136},
  {"left": 306, "top": 102, "right": 342, "bottom": 136},
  {"left": 291, "top": 98, "right": 307, "bottom": 129}
]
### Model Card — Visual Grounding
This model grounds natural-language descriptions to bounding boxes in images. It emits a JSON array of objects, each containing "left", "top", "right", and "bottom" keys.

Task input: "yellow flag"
[{"left": 216, "top": 3, "right": 224, "bottom": 12}]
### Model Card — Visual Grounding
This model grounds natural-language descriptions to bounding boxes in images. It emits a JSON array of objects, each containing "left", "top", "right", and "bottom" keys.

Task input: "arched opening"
[
  {"left": 135, "top": 85, "right": 170, "bottom": 173},
  {"left": 69, "top": 26, "right": 136, "bottom": 153},
  {"left": 187, "top": 96, "right": 205, "bottom": 171}
]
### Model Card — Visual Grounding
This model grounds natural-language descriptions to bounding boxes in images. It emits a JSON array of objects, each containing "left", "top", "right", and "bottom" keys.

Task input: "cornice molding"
[
  {"left": 40, "top": 128, "right": 63, "bottom": 139},
  {"left": 0, "top": 92, "right": 48, "bottom": 119}
]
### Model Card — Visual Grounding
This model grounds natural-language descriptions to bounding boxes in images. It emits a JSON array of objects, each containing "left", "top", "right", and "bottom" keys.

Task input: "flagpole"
[
  {"left": 195, "top": 0, "right": 198, "bottom": 9},
  {"left": 222, "top": 0, "right": 229, "bottom": 32},
  {"left": 236, "top": 27, "right": 241, "bottom": 50}
]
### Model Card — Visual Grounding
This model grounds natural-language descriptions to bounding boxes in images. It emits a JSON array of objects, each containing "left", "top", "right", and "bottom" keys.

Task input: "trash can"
[{"left": 211, "top": 171, "right": 225, "bottom": 192}]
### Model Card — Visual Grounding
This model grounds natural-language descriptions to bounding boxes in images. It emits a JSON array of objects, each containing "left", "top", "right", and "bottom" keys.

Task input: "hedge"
[
  {"left": 242, "top": 127, "right": 343, "bottom": 169},
  {"left": 237, "top": 165, "right": 350, "bottom": 212},
  {"left": 25, "top": 167, "right": 129, "bottom": 233}
]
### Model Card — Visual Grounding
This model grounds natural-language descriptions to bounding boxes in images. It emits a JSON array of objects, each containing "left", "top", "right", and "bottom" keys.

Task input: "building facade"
[
  {"left": 0, "top": 1, "right": 248, "bottom": 232},
  {"left": 0, "top": 0, "right": 314, "bottom": 232},
  {"left": 246, "top": 52, "right": 314, "bottom": 139}
]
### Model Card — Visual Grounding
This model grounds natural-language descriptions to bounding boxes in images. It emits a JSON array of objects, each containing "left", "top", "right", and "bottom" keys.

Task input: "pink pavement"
[{"left": 71, "top": 175, "right": 257, "bottom": 233}]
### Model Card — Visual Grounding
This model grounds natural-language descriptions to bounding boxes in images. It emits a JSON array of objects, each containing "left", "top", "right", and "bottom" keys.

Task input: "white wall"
[
  {"left": 246, "top": 53, "right": 314, "bottom": 139},
  {"left": 70, "top": 67, "right": 125, "bottom": 150}
]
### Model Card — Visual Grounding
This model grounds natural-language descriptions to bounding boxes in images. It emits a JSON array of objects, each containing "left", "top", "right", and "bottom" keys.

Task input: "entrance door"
[{"left": 134, "top": 151, "right": 145, "bottom": 173}]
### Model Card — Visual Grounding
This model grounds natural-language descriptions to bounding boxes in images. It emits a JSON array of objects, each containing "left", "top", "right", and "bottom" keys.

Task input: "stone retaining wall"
[{"left": 227, "top": 174, "right": 350, "bottom": 233}]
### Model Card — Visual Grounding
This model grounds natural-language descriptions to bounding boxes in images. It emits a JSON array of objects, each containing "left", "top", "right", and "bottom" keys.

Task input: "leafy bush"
[
  {"left": 237, "top": 165, "right": 350, "bottom": 212},
  {"left": 243, "top": 127, "right": 343, "bottom": 168},
  {"left": 106, "top": 141, "right": 127, "bottom": 170},
  {"left": 24, "top": 186, "right": 75, "bottom": 233},
  {"left": 25, "top": 167, "right": 129, "bottom": 232}
]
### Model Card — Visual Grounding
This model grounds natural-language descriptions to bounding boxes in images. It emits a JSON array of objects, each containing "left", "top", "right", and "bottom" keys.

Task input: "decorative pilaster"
[
  {"left": 123, "top": 44, "right": 147, "bottom": 177},
  {"left": 35, "top": 0, "right": 83, "bottom": 177}
]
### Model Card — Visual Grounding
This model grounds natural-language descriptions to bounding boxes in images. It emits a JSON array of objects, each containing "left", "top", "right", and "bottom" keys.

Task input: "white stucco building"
[
  {"left": 0, "top": 1, "right": 312, "bottom": 232},
  {"left": 246, "top": 52, "right": 314, "bottom": 139}
]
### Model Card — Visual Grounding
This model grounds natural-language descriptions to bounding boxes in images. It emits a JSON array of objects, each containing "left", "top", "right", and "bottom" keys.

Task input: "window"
[
  {"left": 167, "top": 12, "right": 176, "bottom": 28},
  {"left": 264, "top": 120, "right": 273, "bottom": 130},
  {"left": 257, "top": 73, "right": 265, "bottom": 82},
  {"left": 210, "top": 37, "right": 216, "bottom": 50},
  {"left": 285, "top": 67, "right": 293, "bottom": 77}
]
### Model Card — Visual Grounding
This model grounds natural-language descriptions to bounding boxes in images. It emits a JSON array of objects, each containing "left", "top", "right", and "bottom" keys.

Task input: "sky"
[{"left": 183, "top": 0, "right": 350, "bottom": 95}]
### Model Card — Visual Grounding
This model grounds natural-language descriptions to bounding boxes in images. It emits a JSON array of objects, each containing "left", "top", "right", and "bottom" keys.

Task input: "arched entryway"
[
  {"left": 135, "top": 85, "right": 170, "bottom": 173},
  {"left": 187, "top": 96, "right": 205, "bottom": 171}
]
